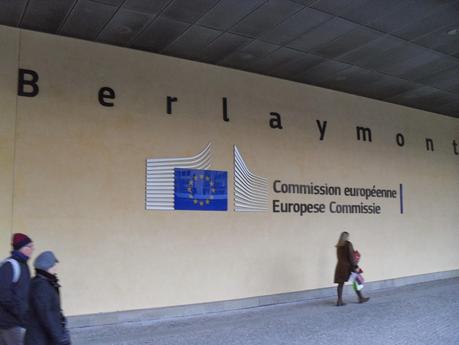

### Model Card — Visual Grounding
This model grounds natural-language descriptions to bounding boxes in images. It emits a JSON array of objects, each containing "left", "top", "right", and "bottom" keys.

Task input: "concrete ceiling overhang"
[{"left": 1, "top": 0, "right": 459, "bottom": 118}]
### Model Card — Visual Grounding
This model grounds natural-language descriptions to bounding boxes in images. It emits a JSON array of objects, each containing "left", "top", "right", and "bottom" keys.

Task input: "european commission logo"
[
  {"left": 145, "top": 143, "right": 268, "bottom": 212},
  {"left": 174, "top": 168, "right": 227, "bottom": 211}
]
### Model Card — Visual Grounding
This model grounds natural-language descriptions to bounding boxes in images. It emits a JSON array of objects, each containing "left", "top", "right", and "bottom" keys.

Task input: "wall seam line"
[{"left": 11, "top": 29, "right": 22, "bottom": 237}]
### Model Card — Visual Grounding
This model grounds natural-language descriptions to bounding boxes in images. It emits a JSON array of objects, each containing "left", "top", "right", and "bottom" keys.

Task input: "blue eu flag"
[{"left": 174, "top": 168, "right": 228, "bottom": 211}]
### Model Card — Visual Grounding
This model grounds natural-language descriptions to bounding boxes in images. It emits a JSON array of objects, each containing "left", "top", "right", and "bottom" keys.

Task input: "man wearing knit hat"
[
  {"left": 25, "top": 251, "right": 71, "bottom": 345},
  {"left": 0, "top": 233, "right": 34, "bottom": 345}
]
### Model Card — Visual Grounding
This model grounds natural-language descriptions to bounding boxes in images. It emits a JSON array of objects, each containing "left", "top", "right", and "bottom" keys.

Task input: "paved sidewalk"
[{"left": 72, "top": 278, "right": 459, "bottom": 345}]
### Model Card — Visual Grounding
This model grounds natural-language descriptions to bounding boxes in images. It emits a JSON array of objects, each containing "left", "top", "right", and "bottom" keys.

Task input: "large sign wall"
[{"left": 1, "top": 25, "right": 458, "bottom": 316}]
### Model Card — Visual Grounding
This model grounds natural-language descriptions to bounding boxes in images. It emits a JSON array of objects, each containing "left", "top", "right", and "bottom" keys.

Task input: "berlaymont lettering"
[{"left": 16, "top": 68, "right": 459, "bottom": 156}]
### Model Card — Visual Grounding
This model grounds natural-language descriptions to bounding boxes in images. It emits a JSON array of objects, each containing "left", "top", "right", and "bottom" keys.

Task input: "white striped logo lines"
[
  {"left": 234, "top": 145, "right": 269, "bottom": 212},
  {"left": 145, "top": 143, "right": 212, "bottom": 210}
]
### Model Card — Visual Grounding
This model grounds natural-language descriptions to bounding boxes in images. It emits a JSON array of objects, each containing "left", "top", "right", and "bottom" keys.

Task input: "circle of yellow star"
[{"left": 186, "top": 173, "right": 217, "bottom": 207}]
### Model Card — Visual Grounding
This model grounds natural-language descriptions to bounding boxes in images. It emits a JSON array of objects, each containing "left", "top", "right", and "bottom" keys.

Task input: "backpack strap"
[{"left": 1, "top": 258, "right": 21, "bottom": 283}]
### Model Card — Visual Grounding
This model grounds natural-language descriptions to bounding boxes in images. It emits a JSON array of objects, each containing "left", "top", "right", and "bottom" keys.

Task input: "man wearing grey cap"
[{"left": 25, "top": 251, "right": 70, "bottom": 345}]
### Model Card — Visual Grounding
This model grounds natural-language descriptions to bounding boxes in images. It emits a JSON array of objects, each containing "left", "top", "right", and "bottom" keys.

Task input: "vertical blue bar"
[{"left": 399, "top": 183, "right": 404, "bottom": 214}]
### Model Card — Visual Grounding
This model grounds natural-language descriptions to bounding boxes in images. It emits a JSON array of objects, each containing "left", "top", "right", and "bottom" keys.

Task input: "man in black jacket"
[
  {"left": 0, "top": 233, "right": 34, "bottom": 345},
  {"left": 25, "top": 251, "right": 70, "bottom": 345}
]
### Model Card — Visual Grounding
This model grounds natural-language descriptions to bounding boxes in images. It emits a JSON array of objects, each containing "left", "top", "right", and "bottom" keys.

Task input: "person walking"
[
  {"left": 334, "top": 231, "right": 369, "bottom": 306},
  {"left": 25, "top": 251, "right": 70, "bottom": 345},
  {"left": 0, "top": 233, "right": 34, "bottom": 345}
]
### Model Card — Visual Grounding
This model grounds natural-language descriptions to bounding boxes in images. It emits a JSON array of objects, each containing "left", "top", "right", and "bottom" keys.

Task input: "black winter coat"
[
  {"left": 0, "top": 252, "right": 31, "bottom": 329},
  {"left": 25, "top": 270, "right": 70, "bottom": 345}
]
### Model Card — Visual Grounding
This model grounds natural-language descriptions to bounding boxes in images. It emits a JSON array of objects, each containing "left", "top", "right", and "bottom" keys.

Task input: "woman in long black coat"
[
  {"left": 334, "top": 232, "right": 369, "bottom": 306},
  {"left": 25, "top": 251, "right": 70, "bottom": 345}
]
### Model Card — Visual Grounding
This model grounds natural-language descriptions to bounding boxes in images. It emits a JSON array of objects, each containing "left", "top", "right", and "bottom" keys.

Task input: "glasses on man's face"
[{"left": 25, "top": 243, "right": 34, "bottom": 249}]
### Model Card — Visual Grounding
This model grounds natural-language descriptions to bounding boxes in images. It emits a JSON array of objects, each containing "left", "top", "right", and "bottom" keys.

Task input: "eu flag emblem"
[{"left": 174, "top": 168, "right": 228, "bottom": 211}]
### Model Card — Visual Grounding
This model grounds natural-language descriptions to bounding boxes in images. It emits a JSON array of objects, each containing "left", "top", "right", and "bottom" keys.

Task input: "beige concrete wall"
[
  {"left": 2, "top": 25, "right": 458, "bottom": 315},
  {"left": 0, "top": 26, "right": 19, "bottom": 255}
]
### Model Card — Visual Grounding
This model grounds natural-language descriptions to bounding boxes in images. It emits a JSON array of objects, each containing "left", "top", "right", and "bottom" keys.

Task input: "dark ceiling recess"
[{"left": 2, "top": 0, "right": 459, "bottom": 118}]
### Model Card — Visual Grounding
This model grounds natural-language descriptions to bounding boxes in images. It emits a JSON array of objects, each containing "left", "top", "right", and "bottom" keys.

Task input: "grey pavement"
[{"left": 71, "top": 278, "right": 459, "bottom": 345}]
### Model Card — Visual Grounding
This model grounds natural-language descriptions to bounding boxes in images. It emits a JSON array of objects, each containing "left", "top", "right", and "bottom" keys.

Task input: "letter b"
[{"left": 18, "top": 69, "right": 39, "bottom": 97}]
